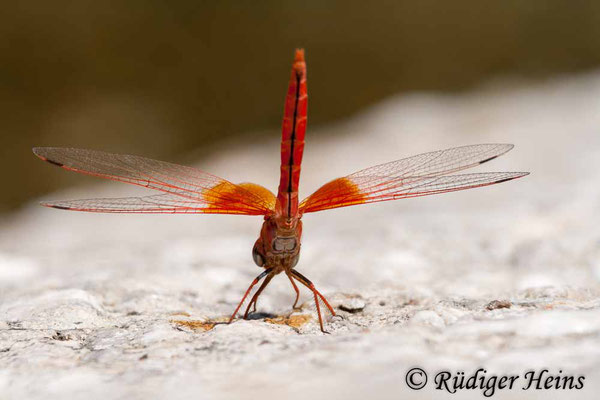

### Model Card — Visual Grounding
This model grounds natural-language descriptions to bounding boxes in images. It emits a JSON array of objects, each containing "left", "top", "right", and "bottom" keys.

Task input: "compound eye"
[
  {"left": 290, "top": 253, "right": 300, "bottom": 268},
  {"left": 252, "top": 245, "right": 265, "bottom": 267}
]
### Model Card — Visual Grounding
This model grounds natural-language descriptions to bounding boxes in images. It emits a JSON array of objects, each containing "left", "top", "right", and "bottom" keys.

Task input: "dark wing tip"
[
  {"left": 32, "top": 147, "right": 64, "bottom": 167},
  {"left": 50, "top": 205, "right": 71, "bottom": 210},
  {"left": 477, "top": 144, "right": 515, "bottom": 165},
  {"left": 496, "top": 172, "right": 529, "bottom": 183},
  {"left": 479, "top": 155, "right": 499, "bottom": 164},
  {"left": 39, "top": 201, "right": 71, "bottom": 210}
]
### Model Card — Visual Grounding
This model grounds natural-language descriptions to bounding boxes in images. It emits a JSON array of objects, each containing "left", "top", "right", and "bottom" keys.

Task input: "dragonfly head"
[{"left": 253, "top": 217, "right": 302, "bottom": 270}]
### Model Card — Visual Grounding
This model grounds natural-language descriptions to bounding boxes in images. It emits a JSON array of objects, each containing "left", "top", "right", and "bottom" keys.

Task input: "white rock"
[
  {"left": 409, "top": 310, "right": 445, "bottom": 328},
  {"left": 2, "top": 72, "right": 600, "bottom": 399}
]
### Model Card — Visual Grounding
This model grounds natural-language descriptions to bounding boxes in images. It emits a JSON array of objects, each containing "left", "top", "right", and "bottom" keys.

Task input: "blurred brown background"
[{"left": 2, "top": 0, "right": 600, "bottom": 212}]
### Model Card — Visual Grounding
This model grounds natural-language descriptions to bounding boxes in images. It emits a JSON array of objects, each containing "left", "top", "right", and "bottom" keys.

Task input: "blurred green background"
[{"left": 3, "top": 1, "right": 600, "bottom": 211}]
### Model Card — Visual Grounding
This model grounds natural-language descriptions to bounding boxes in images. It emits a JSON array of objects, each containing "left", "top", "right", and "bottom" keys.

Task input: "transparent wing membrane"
[
  {"left": 41, "top": 193, "right": 260, "bottom": 214},
  {"left": 34, "top": 147, "right": 275, "bottom": 215},
  {"left": 301, "top": 144, "right": 527, "bottom": 213}
]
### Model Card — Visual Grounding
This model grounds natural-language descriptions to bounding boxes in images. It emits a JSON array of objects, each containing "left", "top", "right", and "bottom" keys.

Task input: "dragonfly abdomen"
[{"left": 276, "top": 49, "right": 307, "bottom": 220}]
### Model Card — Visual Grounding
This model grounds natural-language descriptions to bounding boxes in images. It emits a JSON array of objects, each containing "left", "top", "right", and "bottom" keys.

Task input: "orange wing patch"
[
  {"left": 299, "top": 144, "right": 527, "bottom": 214},
  {"left": 238, "top": 183, "right": 277, "bottom": 211},
  {"left": 33, "top": 147, "right": 278, "bottom": 215},
  {"left": 203, "top": 181, "right": 276, "bottom": 214},
  {"left": 300, "top": 177, "right": 367, "bottom": 213}
]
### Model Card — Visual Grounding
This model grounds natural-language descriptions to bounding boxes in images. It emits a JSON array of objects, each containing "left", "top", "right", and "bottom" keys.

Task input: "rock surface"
[{"left": 2, "top": 73, "right": 600, "bottom": 399}]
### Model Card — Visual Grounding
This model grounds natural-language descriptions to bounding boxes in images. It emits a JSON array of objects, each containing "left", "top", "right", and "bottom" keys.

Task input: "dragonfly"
[{"left": 33, "top": 49, "right": 528, "bottom": 333}]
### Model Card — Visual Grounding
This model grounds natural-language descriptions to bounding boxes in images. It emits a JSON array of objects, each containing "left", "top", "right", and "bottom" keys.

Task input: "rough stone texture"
[{"left": 2, "top": 73, "right": 600, "bottom": 399}]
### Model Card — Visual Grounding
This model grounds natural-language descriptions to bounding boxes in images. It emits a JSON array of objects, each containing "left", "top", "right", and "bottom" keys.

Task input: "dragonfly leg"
[
  {"left": 244, "top": 273, "right": 274, "bottom": 319},
  {"left": 286, "top": 271, "right": 301, "bottom": 310},
  {"left": 228, "top": 268, "right": 272, "bottom": 324},
  {"left": 290, "top": 270, "right": 335, "bottom": 333}
]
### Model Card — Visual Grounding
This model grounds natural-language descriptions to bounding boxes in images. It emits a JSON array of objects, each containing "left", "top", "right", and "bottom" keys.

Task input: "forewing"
[
  {"left": 300, "top": 144, "right": 527, "bottom": 213},
  {"left": 34, "top": 147, "right": 275, "bottom": 215}
]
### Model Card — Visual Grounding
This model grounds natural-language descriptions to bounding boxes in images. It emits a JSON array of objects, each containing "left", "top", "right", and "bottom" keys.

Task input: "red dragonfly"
[{"left": 33, "top": 49, "right": 527, "bottom": 332}]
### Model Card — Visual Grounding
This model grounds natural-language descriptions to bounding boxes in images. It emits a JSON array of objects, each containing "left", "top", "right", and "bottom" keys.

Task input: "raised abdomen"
[{"left": 276, "top": 49, "right": 307, "bottom": 221}]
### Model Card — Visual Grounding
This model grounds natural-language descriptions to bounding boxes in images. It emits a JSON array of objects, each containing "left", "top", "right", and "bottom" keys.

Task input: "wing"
[
  {"left": 40, "top": 193, "right": 262, "bottom": 214},
  {"left": 34, "top": 147, "right": 276, "bottom": 215},
  {"left": 300, "top": 144, "right": 528, "bottom": 213}
]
